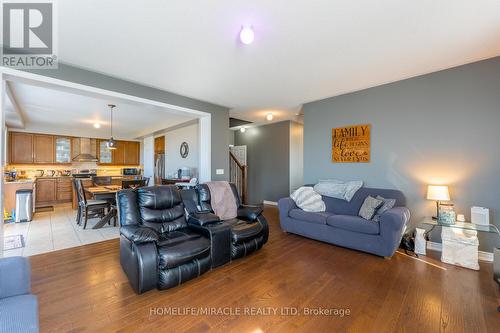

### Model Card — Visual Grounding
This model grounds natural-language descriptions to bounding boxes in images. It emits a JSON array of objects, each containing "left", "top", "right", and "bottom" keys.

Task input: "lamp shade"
[{"left": 426, "top": 185, "right": 450, "bottom": 201}]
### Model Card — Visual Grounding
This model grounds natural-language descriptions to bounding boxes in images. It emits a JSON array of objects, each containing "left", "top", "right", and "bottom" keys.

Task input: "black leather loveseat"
[
  {"left": 180, "top": 183, "right": 269, "bottom": 267},
  {"left": 117, "top": 185, "right": 211, "bottom": 294}
]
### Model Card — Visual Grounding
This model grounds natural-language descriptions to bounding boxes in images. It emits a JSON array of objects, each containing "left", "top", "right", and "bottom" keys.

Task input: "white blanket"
[
  {"left": 290, "top": 187, "right": 326, "bottom": 212},
  {"left": 313, "top": 179, "right": 363, "bottom": 202}
]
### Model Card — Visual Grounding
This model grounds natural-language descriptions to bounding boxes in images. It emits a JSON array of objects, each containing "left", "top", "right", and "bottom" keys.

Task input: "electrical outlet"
[{"left": 216, "top": 169, "right": 224, "bottom": 175}]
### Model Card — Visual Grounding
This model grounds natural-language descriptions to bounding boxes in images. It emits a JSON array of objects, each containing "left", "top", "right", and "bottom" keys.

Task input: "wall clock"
[{"left": 180, "top": 142, "right": 189, "bottom": 158}]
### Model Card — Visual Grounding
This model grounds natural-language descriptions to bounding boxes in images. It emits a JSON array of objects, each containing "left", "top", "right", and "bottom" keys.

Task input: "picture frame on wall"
[{"left": 332, "top": 124, "right": 371, "bottom": 163}]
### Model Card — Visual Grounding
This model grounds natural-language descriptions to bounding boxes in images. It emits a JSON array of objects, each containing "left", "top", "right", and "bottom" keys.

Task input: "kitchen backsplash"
[{"left": 6, "top": 162, "right": 143, "bottom": 179}]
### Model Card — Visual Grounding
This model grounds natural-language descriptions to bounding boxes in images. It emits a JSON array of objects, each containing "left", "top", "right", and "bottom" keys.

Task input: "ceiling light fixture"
[
  {"left": 266, "top": 113, "right": 273, "bottom": 121},
  {"left": 106, "top": 104, "right": 117, "bottom": 150},
  {"left": 240, "top": 127, "right": 246, "bottom": 133},
  {"left": 240, "top": 26, "right": 254, "bottom": 45},
  {"left": 93, "top": 123, "right": 101, "bottom": 129}
]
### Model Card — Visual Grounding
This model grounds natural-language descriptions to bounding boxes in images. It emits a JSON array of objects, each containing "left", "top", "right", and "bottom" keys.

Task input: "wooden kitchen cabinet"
[
  {"left": 124, "top": 141, "right": 140, "bottom": 165},
  {"left": 97, "top": 139, "right": 113, "bottom": 164},
  {"left": 98, "top": 140, "right": 140, "bottom": 165},
  {"left": 112, "top": 141, "right": 125, "bottom": 165},
  {"left": 34, "top": 134, "right": 55, "bottom": 164},
  {"left": 36, "top": 177, "right": 73, "bottom": 206},
  {"left": 55, "top": 137, "right": 72, "bottom": 163},
  {"left": 8, "top": 131, "right": 141, "bottom": 166},
  {"left": 56, "top": 177, "right": 72, "bottom": 201},
  {"left": 36, "top": 178, "right": 57, "bottom": 205},
  {"left": 4, "top": 181, "right": 35, "bottom": 213},
  {"left": 10, "top": 132, "right": 33, "bottom": 164},
  {"left": 154, "top": 136, "right": 165, "bottom": 154}
]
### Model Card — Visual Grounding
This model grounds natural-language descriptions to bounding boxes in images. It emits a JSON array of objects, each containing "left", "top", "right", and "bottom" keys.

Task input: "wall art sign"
[{"left": 332, "top": 124, "right": 370, "bottom": 163}]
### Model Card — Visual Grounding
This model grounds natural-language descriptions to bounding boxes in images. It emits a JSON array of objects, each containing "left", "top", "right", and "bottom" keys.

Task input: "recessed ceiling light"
[
  {"left": 240, "top": 26, "right": 254, "bottom": 45},
  {"left": 266, "top": 113, "right": 273, "bottom": 121},
  {"left": 240, "top": 127, "right": 246, "bottom": 133},
  {"left": 93, "top": 123, "right": 101, "bottom": 129}
]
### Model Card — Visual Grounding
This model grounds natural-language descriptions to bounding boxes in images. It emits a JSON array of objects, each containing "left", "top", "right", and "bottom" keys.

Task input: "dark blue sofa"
[
  {"left": 0, "top": 257, "right": 38, "bottom": 333},
  {"left": 278, "top": 187, "right": 411, "bottom": 257}
]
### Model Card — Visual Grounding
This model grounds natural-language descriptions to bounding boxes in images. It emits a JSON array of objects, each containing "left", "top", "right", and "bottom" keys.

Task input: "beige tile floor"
[{"left": 2, "top": 203, "right": 119, "bottom": 257}]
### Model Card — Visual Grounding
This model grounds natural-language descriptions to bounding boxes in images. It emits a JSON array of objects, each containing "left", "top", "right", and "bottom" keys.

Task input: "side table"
[{"left": 419, "top": 217, "right": 500, "bottom": 311}]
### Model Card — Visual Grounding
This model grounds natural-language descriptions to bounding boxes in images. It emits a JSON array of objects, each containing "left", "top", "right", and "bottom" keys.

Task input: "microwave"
[{"left": 122, "top": 168, "right": 140, "bottom": 176}]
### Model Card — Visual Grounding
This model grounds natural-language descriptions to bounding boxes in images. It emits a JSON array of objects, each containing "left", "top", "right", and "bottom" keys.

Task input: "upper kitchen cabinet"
[
  {"left": 112, "top": 141, "right": 125, "bottom": 165},
  {"left": 97, "top": 140, "right": 140, "bottom": 165},
  {"left": 8, "top": 131, "right": 140, "bottom": 166},
  {"left": 9, "top": 132, "right": 33, "bottom": 164},
  {"left": 98, "top": 139, "right": 113, "bottom": 164},
  {"left": 154, "top": 136, "right": 165, "bottom": 154},
  {"left": 33, "top": 134, "right": 55, "bottom": 164},
  {"left": 55, "top": 137, "right": 72, "bottom": 163},
  {"left": 124, "top": 141, "right": 140, "bottom": 165}
]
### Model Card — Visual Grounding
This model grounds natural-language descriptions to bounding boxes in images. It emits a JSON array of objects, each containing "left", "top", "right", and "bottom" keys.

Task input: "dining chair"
[
  {"left": 73, "top": 179, "right": 110, "bottom": 229},
  {"left": 92, "top": 176, "right": 112, "bottom": 186},
  {"left": 122, "top": 179, "right": 144, "bottom": 189},
  {"left": 141, "top": 177, "right": 150, "bottom": 187}
]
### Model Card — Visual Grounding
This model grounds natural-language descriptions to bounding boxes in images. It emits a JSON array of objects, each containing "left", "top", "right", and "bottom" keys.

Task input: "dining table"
[{"left": 85, "top": 185, "right": 121, "bottom": 229}]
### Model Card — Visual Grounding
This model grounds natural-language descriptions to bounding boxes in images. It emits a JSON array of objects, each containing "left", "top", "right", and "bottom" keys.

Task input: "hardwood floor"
[{"left": 30, "top": 206, "right": 499, "bottom": 332}]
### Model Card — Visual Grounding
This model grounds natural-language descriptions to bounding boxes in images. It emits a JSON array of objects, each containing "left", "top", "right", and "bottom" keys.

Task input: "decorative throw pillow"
[
  {"left": 313, "top": 179, "right": 363, "bottom": 202},
  {"left": 290, "top": 187, "right": 326, "bottom": 212},
  {"left": 372, "top": 195, "right": 396, "bottom": 222},
  {"left": 358, "top": 196, "right": 384, "bottom": 220}
]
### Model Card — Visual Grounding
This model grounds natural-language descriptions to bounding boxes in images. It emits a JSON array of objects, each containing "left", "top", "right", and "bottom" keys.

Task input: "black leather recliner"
[
  {"left": 117, "top": 185, "right": 211, "bottom": 294},
  {"left": 181, "top": 183, "right": 269, "bottom": 266}
]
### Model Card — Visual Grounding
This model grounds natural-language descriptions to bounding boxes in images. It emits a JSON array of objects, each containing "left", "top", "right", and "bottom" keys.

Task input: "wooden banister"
[
  {"left": 229, "top": 151, "right": 247, "bottom": 204},
  {"left": 229, "top": 151, "right": 243, "bottom": 169}
]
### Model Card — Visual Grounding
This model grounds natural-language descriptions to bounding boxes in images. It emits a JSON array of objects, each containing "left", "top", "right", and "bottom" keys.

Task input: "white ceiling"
[
  {"left": 55, "top": 1, "right": 500, "bottom": 124},
  {"left": 6, "top": 81, "right": 196, "bottom": 139}
]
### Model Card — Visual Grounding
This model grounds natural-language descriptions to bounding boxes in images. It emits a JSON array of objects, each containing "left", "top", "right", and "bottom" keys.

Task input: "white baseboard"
[
  {"left": 426, "top": 241, "right": 493, "bottom": 262},
  {"left": 263, "top": 200, "right": 278, "bottom": 206}
]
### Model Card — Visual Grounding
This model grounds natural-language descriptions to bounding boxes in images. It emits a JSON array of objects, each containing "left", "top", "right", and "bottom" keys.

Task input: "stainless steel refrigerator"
[{"left": 154, "top": 153, "right": 165, "bottom": 185}]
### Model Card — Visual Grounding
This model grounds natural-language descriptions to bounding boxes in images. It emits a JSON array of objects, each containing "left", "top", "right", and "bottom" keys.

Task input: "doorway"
[{"left": 0, "top": 67, "right": 212, "bottom": 257}]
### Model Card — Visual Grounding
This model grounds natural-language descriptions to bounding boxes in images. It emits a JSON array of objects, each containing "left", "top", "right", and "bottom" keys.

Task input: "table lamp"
[{"left": 426, "top": 185, "right": 450, "bottom": 220}]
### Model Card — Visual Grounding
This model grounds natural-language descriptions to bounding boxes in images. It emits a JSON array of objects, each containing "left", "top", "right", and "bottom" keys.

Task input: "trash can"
[{"left": 15, "top": 189, "right": 33, "bottom": 222}]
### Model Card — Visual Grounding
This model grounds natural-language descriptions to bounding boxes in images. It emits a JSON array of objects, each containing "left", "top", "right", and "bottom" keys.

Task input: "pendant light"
[{"left": 106, "top": 104, "right": 117, "bottom": 150}]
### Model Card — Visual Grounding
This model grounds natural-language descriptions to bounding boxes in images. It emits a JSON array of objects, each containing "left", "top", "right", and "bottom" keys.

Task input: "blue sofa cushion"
[
  {"left": 0, "top": 294, "right": 38, "bottom": 333},
  {"left": 289, "top": 209, "right": 332, "bottom": 225},
  {"left": 326, "top": 215, "right": 380, "bottom": 235}
]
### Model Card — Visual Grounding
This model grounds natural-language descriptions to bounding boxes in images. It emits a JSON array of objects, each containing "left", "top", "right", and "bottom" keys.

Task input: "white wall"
[
  {"left": 165, "top": 123, "right": 199, "bottom": 178},
  {"left": 142, "top": 135, "right": 155, "bottom": 184}
]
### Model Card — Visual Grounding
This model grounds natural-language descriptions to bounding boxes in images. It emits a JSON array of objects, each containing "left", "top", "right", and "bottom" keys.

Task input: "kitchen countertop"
[
  {"left": 35, "top": 176, "right": 72, "bottom": 179},
  {"left": 4, "top": 179, "right": 35, "bottom": 184},
  {"left": 5, "top": 176, "right": 74, "bottom": 183},
  {"left": 5, "top": 175, "right": 142, "bottom": 184}
]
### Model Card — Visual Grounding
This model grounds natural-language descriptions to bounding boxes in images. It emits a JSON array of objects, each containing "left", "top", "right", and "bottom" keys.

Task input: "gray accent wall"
[
  {"left": 234, "top": 121, "right": 291, "bottom": 204},
  {"left": 26, "top": 63, "right": 230, "bottom": 181},
  {"left": 303, "top": 56, "right": 500, "bottom": 252}
]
